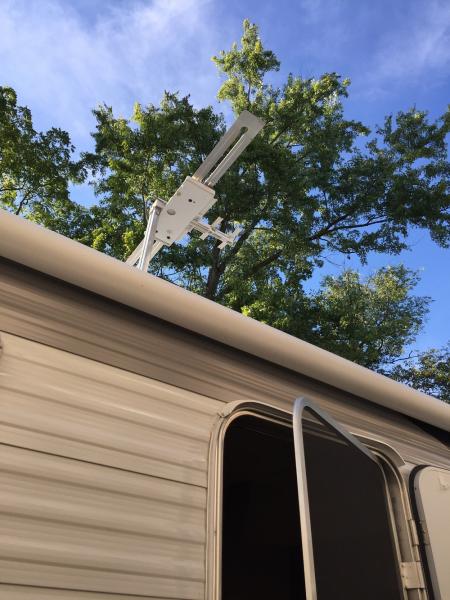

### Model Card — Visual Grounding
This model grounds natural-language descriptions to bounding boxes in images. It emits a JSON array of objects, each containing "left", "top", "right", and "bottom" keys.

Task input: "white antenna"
[{"left": 126, "top": 110, "right": 264, "bottom": 271}]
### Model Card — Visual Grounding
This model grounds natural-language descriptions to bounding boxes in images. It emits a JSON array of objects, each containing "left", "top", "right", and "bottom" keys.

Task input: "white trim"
[
  {"left": 206, "top": 402, "right": 293, "bottom": 600},
  {"left": 1, "top": 209, "right": 449, "bottom": 431}
]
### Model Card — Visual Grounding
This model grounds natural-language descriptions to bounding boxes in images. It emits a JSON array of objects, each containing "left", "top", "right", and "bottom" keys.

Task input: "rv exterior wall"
[
  {"left": 1, "top": 219, "right": 449, "bottom": 598},
  {"left": 1, "top": 259, "right": 448, "bottom": 466},
  {"left": 0, "top": 332, "right": 218, "bottom": 598},
  {"left": 1, "top": 262, "right": 450, "bottom": 598},
  {"left": 1, "top": 209, "right": 449, "bottom": 431}
]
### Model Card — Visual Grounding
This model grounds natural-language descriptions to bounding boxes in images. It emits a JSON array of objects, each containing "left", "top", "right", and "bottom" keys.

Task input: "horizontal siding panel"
[
  {"left": 0, "top": 333, "right": 221, "bottom": 485},
  {"left": 0, "top": 423, "right": 202, "bottom": 484},
  {"left": 0, "top": 333, "right": 218, "bottom": 597},
  {"left": 1, "top": 389, "right": 207, "bottom": 476},
  {"left": 3, "top": 515, "right": 204, "bottom": 578},
  {"left": 0, "top": 561, "right": 203, "bottom": 599},
  {"left": 0, "top": 446, "right": 206, "bottom": 598},
  {"left": 0, "top": 268, "right": 253, "bottom": 404},
  {"left": 0, "top": 446, "right": 205, "bottom": 543},
  {"left": 3, "top": 338, "right": 220, "bottom": 422},
  {"left": 0, "top": 445, "right": 205, "bottom": 508},
  {"left": 0, "top": 586, "right": 169, "bottom": 600}
]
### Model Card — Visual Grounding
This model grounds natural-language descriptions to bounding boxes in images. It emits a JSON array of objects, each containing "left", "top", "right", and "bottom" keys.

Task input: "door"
[{"left": 411, "top": 466, "right": 450, "bottom": 599}]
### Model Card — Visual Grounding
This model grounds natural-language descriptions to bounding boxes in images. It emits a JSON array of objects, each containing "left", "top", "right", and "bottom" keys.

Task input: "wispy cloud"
[
  {"left": 267, "top": 0, "right": 449, "bottom": 100},
  {"left": 0, "top": 0, "right": 224, "bottom": 146},
  {"left": 296, "top": 0, "right": 346, "bottom": 25},
  {"left": 367, "top": 0, "right": 450, "bottom": 91}
]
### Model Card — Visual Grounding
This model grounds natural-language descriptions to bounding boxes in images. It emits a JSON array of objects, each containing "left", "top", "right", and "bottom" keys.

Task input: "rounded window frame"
[{"left": 206, "top": 400, "right": 424, "bottom": 600}]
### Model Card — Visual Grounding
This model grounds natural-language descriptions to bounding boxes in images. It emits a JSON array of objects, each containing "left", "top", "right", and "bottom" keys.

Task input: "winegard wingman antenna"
[{"left": 126, "top": 110, "right": 265, "bottom": 271}]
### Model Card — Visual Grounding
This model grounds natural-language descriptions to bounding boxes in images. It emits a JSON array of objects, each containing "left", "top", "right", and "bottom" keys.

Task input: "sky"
[{"left": 1, "top": 0, "right": 449, "bottom": 352}]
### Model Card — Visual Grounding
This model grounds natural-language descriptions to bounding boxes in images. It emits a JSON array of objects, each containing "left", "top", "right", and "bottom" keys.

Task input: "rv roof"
[{"left": 1, "top": 208, "right": 449, "bottom": 431}]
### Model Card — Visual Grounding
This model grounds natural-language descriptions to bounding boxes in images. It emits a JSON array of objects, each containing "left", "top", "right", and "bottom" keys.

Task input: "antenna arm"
[
  {"left": 124, "top": 110, "right": 265, "bottom": 269},
  {"left": 136, "top": 198, "right": 165, "bottom": 271},
  {"left": 193, "top": 111, "right": 264, "bottom": 187}
]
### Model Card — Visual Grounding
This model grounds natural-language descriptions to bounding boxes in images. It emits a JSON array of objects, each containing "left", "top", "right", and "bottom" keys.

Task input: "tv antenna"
[{"left": 126, "top": 110, "right": 264, "bottom": 271}]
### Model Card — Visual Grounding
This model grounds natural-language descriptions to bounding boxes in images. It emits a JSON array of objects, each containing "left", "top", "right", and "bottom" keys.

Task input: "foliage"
[
  {"left": 242, "top": 266, "right": 430, "bottom": 370},
  {"left": 0, "top": 86, "right": 86, "bottom": 234},
  {"left": 83, "top": 96, "right": 223, "bottom": 261},
  {"left": 85, "top": 20, "right": 449, "bottom": 307},
  {"left": 389, "top": 345, "right": 450, "bottom": 403}
]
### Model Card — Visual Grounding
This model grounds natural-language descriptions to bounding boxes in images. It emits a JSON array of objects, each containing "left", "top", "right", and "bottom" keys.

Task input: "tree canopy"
[
  {"left": 243, "top": 266, "right": 430, "bottom": 371},
  {"left": 0, "top": 86, "right": 88, "bottom": 238},
  {"left": 1, "top": 21, "right": 449, "bottom": 402},
  {"left": 82, "top": 22, "right": 449, "bottom": 319},
  {"left": 390, "top": 345, "right": 450, "bottom": 403}
]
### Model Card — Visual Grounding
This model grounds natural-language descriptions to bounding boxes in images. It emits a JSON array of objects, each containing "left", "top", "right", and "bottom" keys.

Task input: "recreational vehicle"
[{"left": 0, "top": 208, "right": 449, "bottom": 600}]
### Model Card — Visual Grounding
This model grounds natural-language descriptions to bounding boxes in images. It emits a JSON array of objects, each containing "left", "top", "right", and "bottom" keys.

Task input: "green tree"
[
  {"left": 242, "top": 266, "right": 431, "bottom": 371},
  {"left": 1, "top": 22, "right": 449, "bottom": 401},
  {"left": 390, "top": 345, "right": 450, "bottom": 403},
  {"left": 86, "top": 21, "right": 449, "bottom": 309},
  {"left": 72, "top": 21, "right": 450, "bottom": 402},
  {"left": 0, "top": 86, "right": 88, "bottom": 237},
  {"left": 83, "top": 95, "right": 223, "bottom": 260}
]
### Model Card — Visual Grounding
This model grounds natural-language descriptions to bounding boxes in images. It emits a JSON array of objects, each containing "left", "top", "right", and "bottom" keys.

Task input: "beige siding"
[
  {"left": 0, "top": 333, "right": 221, "bottom": 485},
  {"left": 0, "top": 333, "right": 221, "bottom": 598},
  {"left": 1, "top": 262, "right": 449, "bottom": 599},
  {"left": 1, "top": 259, "right": 448, "bottom": 471},
  {"left": 0, "top": 586, "right": 168, "bottom": 600}
]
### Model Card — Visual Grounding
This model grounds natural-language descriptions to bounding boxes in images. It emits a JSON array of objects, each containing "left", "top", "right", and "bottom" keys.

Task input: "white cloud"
[
  {"left": 2, "top": 0, "right": 448, "bottom": 143},
  {"left": 0, "top": 0, "right": 225, "bottom": 146},
  {"left": 364, "top": 0, "right": 450, "bottom": 94}
]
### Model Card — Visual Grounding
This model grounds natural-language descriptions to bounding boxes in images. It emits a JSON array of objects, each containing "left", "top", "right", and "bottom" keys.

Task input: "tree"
[
  {"left": 1, "top": 22, "right": 449, "bottom": 401},
  {"left": 83, "top": 96, "right": 223, "bottom": 261},
  {"left": 86, "top": 21, "right": 449, "bottom": 310},
  {"left": 242, "top": 266, "right": 431, "bottom": 371},
  {"left": 390, "top": 345, "right": 450, "bottom": 403},
  {"left": 0, "top": 86, "right": 87, "bottom": 237}
]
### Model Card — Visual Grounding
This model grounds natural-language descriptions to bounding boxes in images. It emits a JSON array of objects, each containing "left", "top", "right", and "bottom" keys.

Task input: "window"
[
  {"left": 219, "top": 399, "right": 404, "bottom": 600},
  {"left": 411, "top": 466, "right": 450, "bottom": 599},
  {"left": 222, "top": 414, "right": 304, "bottom": 600}
]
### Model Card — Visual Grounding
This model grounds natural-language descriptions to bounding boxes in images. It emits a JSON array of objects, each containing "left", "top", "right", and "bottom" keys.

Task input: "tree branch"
[
  {"left": 307, "top": 203, "right": 388, "bottom": 241},
  {"left": 0, "top": 185, "right": 24, "bottom": 194},
  {"left": 307, "top": 207, "right": 357, "bottom": 241},
  {"left": 218, "top": 215, "right": 261, "bottom": 268},
  {"left": 205, "top": 243, "right": 223, "bottom": 299},
  {"left": 14, "top": 190, "right": 33, "bottom": 215}
]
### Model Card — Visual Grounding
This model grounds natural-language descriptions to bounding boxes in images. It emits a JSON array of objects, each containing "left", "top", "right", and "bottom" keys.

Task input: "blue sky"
[{"left": 1, "top": 0, "right": 449, "bottom": 352}]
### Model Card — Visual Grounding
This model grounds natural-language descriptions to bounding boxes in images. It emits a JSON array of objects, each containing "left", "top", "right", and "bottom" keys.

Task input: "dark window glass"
[
  {"left": 222, "top": 415, "right": 306, "bottom": 600},
  {"left": 300, "top": 408, "right": 403, "bottom": 599}
]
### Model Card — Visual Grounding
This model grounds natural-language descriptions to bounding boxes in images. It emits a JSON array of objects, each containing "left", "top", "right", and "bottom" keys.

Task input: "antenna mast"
[{"left": 126, "top": 111, "right": 264, "bottom": 271}]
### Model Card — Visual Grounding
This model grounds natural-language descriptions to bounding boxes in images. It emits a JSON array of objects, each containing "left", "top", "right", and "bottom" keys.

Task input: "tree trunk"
[{"left": 205, "top": 246, "right": 223, "bottom": 299}]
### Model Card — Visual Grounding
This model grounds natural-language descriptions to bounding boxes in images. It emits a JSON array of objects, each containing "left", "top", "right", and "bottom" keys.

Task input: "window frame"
[{"left": 207, "top": 399, "right": 413, "bottom": 600}]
